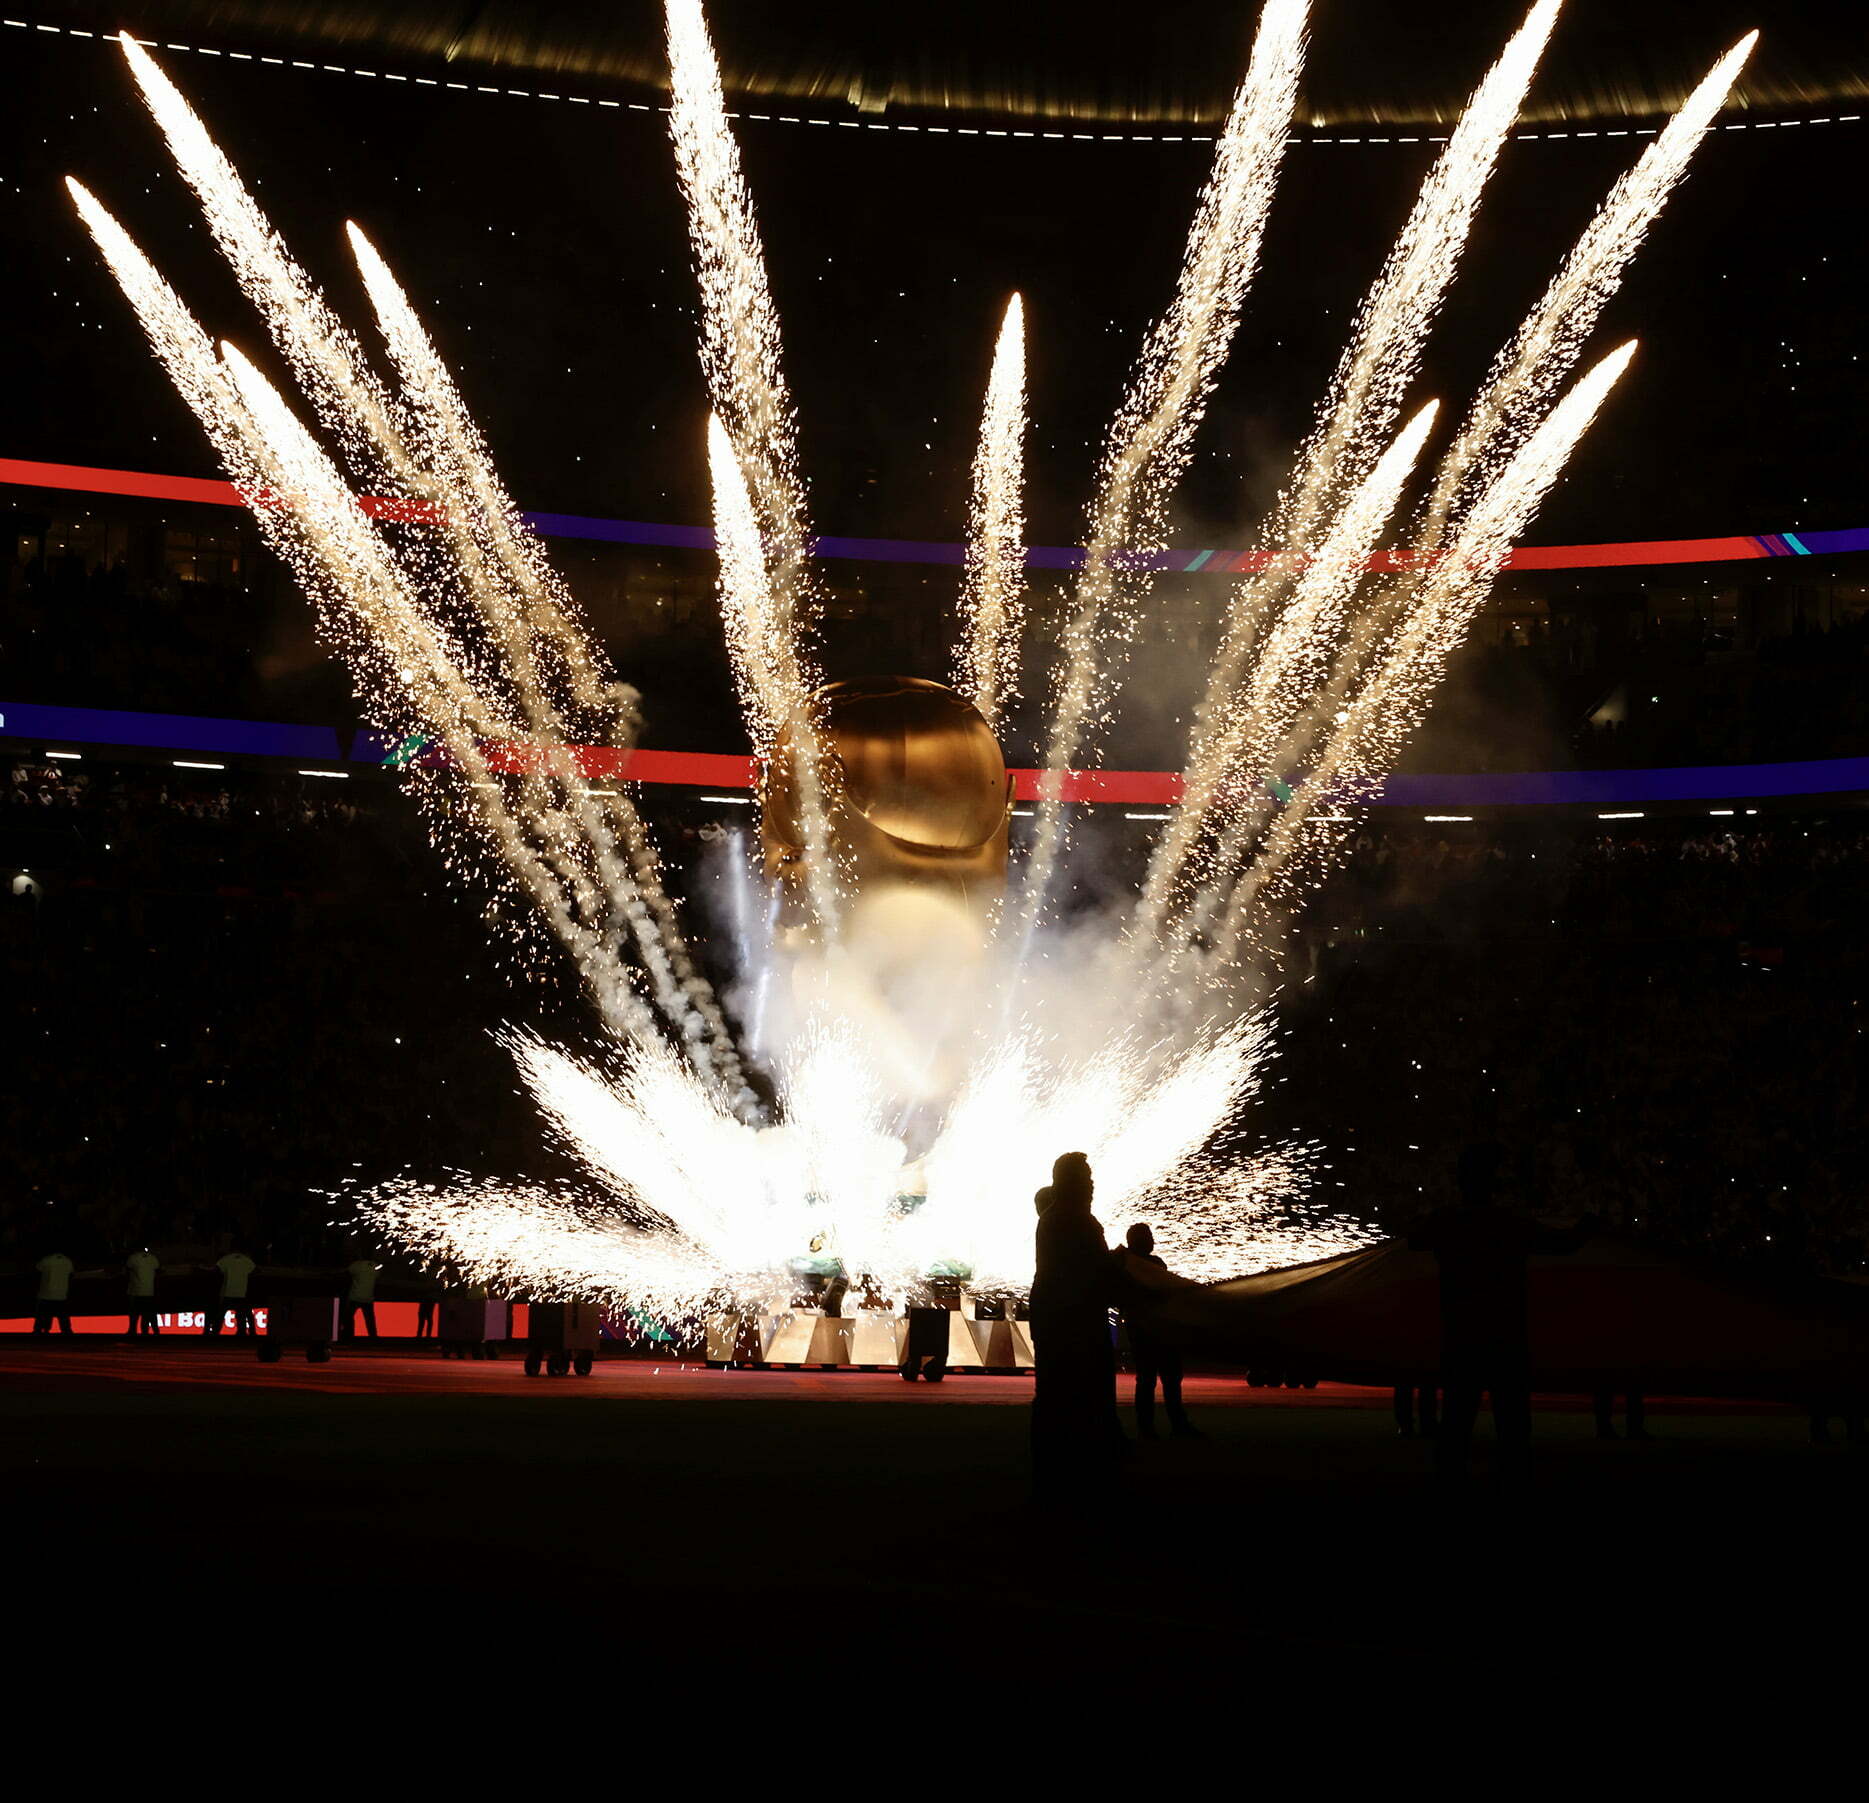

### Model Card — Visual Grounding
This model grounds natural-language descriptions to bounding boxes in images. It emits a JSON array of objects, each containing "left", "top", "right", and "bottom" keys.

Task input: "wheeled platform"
[
  {"left": 705, "top": 1293, "right": 1035, "bottom": 1372},
  {"left": 523, "top": 1299, "right": 601, "bottom": 1377},
  {"left": 437, "top": 1295, "right": 509, "bottom": 1360},
  {"left": 258, "top": 1296, "right": 338, "bottom": 1364}
]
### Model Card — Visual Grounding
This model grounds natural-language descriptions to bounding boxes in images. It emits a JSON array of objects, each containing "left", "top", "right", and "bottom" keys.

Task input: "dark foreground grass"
[{"left": 6, "top": 1368, "right": 1860, "bottom": 1690}]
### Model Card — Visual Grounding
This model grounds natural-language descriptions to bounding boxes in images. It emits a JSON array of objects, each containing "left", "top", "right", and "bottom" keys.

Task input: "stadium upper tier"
[{"left": 3, "top": 457, "right": 1866, "bottom": 575}]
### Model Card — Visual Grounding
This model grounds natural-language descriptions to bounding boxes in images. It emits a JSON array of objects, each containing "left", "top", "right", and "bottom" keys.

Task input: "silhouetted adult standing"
[
  {"left": 1407, "top": 1143, "right": 1595, "bottom": 1478},
  {"left": 1393, "top": 1383, "right": 1439, "bottom": 1438},
  {"left": 207, "top": 1246, "right": 256, "bottom": 1337},
  {"left": 124, "top": 1246, "right": 161, "bottom": 1337},
  {"left": 1593, "top": 1386, "right": 1648, "bottom": 1441},
  {"left": 32, "top": 1249, "right": 74, "bottom": 1336},
  {"left": 341, "top": 1254, "right": 379, "bottom": 1340},
  {"left": 1113, "top": 1223, "right": 1198, "bottom": 1439},
  {"left": 1029, "top": 1152, "right": 1122, "bottom": 1494}
]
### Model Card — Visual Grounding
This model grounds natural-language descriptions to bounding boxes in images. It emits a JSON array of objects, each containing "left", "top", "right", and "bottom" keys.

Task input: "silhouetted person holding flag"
[
  {"left": 1407, "top": 1143, "right": 1596, "bottom": 1479},
  {"left": 1030, "top": 1152, "right": 1123, "bottom": 1495},
  {"left": 1114, "top": 1222, "right": 1198, "bottom": 1439}
]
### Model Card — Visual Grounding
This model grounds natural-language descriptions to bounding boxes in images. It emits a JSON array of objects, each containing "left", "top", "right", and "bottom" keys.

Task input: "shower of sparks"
[
  {"left": 71, "top": 0, "right": 1742, "bottom": 1332},
  {"left": 1154, "top": 25, "right": 1757, "bottom": 968},
  {"left": 347, "top": 1015, "right": 1342, "bottom": 1322},
  {"left": 706, "top": 413, "right": 842, "bottom": 933},
  {"left": 1302, "top": 30, "right": 1758, "bottom": 726},
  {"left": 1429, "top": 34, "right": 1755, "bottom": 541},
  {"left": 665, "top": 0, "right": 815, "bottom": 611},
  {"left": 953, "top": 292, "right": 1029, "bottom": 733},
  {"left": 666, "top": 0, "right": 843, "bottom": 939},
  {"left": 1137, "top": 399, "right": 1438, "bottom": 942},
  {"left": 1016, "top": 0, "right": 1309, "bottom": 937},
  {"left": 1216, "top": 340, "right": 1641, "bottom": 965},
  {"left": 77, "top": 43, "right": 752, "bottom": 1106},
  {"left": 1157, "top": 0, "right": 1564, "bottom": 948}
]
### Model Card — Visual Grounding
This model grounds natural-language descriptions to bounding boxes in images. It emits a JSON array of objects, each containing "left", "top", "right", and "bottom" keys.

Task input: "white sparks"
[
  {"left": 953, "top": 292, "right": 1028, "bottom": 732},
  {"left": 73, "top": 0, "right": 1730, "bottom": 1333}
]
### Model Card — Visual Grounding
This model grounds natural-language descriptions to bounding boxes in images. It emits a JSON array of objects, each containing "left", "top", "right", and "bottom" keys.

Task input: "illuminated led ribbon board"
[
  {"left": 8, "top": 701, "right": 1869, "bottom": 809},
  {"left": 3, "top": 456, "right": 1865, "bottom": 575}
]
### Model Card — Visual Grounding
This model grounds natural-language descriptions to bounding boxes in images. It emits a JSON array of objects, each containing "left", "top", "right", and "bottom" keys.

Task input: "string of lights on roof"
[{"left": 5, "top": 17, "right": 1862, "bottom": 148}]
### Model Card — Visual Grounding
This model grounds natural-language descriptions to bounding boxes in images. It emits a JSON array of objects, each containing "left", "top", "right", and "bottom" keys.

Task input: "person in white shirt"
[
  {"left": 341, "top": 1256, "right": 378, "bottom": 1340},
  {"left": 125, "top": 1247, "right": 161, "bottom": 1337},
  {"left": 207, "top": 1247, "right": 257, "bottom": 1337},
  {"left": 33, "top": 1251, "right": 74, "bottom": 1336}
]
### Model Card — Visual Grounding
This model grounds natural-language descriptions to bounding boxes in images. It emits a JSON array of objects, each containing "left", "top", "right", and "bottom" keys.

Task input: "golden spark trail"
[
  {"left": 1017, "top": 0, "right": 1308, "bottom": 936},
  {"left": 117, "top": 36, "right": 406, "bottom": 487},
  {"left": 73, "top": 0, "right": 1727, "bottom": 1329},
  {"left": 214, "top": 341, "right": 673, "bottom": 1048},
  {"left": 72, "top": 96, "right": 750, "bottom": 1094},
  {"left": 124, "top": 32, "right": 581, "bottom": 739},
  {"left": 1296, "top": 31, "right": 1756, "bottom": 737},
  {"left": 1429, "top": 34, "right": 1753, "bottom": 541},
  {"left": 123, "top": 36, "right": 633, "bottom": 767},
  {"left": 116, "top": 33, "right": 751, "bottom": 1093},
  {"left": 1137, "top": 400, "right": 1439, "bottom": 940},
  {"left": 1169, "top": 0, "right": 1563, "bottom": 909},
  {"left": 1217, "top": 341, "right": 1639, "bottom": 963},
  {"left": 1193, "top": 36, "right": 1749, "bottom": 947},
  {"left": 342, "top": 222, "right": 638, "bottom": 734},
  {"left": 665, "top": 0, "right": 815, "bottom": 604},
  {"left": 122, "top": 25, "right": 590, "bottom": 725},
  {"left": 68, "top": 183, "right": 509, "bottom": 769},
  {"left": 708, "top": 416, "right": 843, "bottom": 935},
  {"left": 346, "top": 222, "right": 749, "bottom": 1091},
  {"left": 954, "top": 293, "right": 1028, "bottom": 733},
  {"left": 665, "top": 0, "right": 845, "bottom": 939},
  {"left": 124, "top": 27, "right": 628, "bottom": 742}
]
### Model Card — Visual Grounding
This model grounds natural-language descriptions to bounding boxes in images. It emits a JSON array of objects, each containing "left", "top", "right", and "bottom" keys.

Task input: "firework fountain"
[{"left": 69, "top": 2, "right": 1753, "bottom": 1332}]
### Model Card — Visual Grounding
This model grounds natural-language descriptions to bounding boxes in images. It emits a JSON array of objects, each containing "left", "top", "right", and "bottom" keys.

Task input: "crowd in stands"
[
  {"left": 1284, "top": 937, "right": 1867, "bottom": 1276},
  {"left": 1277, "top": 817, "right": 1869, "bottom": 1275},
  {"left": 10, "top": 507, "right": 1869, "bottom": 774},
  {"left": 1564, "top": 614, "right": 1869, "bottom": 769},
  {"left": 1323, "top": 820, "right": 1869, "bottom": 951},
  {"left": 3, "top": 751, "right": 1866, "bottom": 1291},
  {"left": 1, "top": 757, "right": 566, "bottom": 1277}
]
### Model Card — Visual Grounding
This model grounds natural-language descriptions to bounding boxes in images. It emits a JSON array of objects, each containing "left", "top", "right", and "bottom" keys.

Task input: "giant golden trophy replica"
[
  {"left": 760, "top": 676, "right": 1013, "bottom": 940},
  {"left": 751, "top": 676, "right": 1026, "bottom": 1375}
]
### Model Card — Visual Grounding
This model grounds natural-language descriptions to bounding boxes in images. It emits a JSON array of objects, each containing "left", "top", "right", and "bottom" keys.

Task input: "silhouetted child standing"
[{"left": 1114, "top": 1222, "right": 1199, "bottom": 1439}]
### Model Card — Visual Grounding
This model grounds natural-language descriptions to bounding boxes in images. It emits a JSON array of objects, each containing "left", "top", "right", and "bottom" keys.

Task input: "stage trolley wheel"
[
  {"left": 573, "top": 1351, "right": 593, "bottom": 1376},
  {"left": 524, "top": 1351, "right": 542, "bottom": 1376},
  {"left": 548, "top": 1351, "right": 571, "bottom": 1376}
]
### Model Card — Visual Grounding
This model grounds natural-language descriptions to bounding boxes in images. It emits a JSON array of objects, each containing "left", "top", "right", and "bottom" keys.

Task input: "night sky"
[{"left": 3, "top": 1, "right": 1866, "bottom": 752}]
